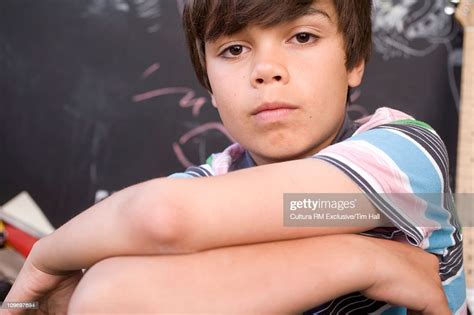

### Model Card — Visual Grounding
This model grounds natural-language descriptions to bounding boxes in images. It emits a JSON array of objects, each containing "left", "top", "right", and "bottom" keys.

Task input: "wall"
[{"left": 0, "top": 0, "right": 463, "bottom": 226}]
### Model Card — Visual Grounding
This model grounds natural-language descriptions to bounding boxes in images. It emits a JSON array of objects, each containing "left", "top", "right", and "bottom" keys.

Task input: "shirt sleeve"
[
  {"left": 168, "top": 164, "right": 215, "bottom": 178},
  {"left": 313, "top": 120, "right": 461, "bottom": 252}
]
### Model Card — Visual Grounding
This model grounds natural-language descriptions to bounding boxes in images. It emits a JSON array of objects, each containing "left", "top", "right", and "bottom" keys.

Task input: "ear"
[
  {"left": 347, "top": 60, "right": 365, "bottom": 88},
  {"left": 209, "top": 93, "right": 218, "bottom": 108}
]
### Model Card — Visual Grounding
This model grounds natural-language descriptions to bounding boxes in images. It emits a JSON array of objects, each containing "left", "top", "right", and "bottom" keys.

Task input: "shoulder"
[
  {"left": 314, "top": 107, "right": 456, "bottom": 248},
  {"left": 316, "top": 107, "right": 450, "bottom": 194}
]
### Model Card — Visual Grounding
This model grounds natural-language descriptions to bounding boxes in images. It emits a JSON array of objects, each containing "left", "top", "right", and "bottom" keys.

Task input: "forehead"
[{"left": 202, "top": 0, "right": 336, "bottom": 41}]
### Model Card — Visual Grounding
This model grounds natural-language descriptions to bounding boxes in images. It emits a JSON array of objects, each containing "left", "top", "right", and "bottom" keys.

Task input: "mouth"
[
  {"left": 252, "top": 102, "right": 299, "bottom": 116},
  {"left": 251, "top": 102, "right": 298, "bottom": 124}
]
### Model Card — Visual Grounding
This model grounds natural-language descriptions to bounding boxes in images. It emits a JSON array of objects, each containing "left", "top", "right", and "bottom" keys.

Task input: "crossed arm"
[{"left": 2, "top": 159, "right": 449, "bottom": 313}]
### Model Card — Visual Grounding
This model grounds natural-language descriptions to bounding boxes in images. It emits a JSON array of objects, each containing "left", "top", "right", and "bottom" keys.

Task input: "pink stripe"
[
  {"left": 354, "top": 107, "right": 414, "bottom": 135},
  {"left": 320, "top": 141, "right": 439, "bottom": 241}
]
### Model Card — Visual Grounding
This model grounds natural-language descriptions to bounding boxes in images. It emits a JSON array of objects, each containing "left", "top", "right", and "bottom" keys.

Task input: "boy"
[{"left": 2, "top": 0, "right": 466, "bottom": 314}]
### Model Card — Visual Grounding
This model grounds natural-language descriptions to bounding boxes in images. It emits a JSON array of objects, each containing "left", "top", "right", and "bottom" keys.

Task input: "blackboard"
[{"left": 0, "top": 0, "right": 463, "bottom": 227}]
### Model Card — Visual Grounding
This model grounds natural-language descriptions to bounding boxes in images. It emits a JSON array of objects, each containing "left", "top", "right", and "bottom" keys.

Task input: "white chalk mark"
[
  {"left": 173, "top": 122, "right": 233, "bottom": 168},
  {"left": 133, "top": 87, "right": 207, "bottom": 116},
  {"left": 142, "top": 63, "right": 161, "bottom": 79}
]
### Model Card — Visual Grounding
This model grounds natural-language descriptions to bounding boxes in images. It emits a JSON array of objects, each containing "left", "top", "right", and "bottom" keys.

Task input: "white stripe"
[
  {"left": 317, "top": 155, "right": 423, "bottom": 243},
  {"left": 186, "top": 171, "right": 201, "bottom": 177},
  {"left": 325, "top": 139, "right": 414, "bottom": 194},
  {"left": 440, "top": 244, "right": 463, "bottom": 268},
  {"left": 440, "top": 254, "right": 464, "bottom": 278},
  {"left": 383, "top": 127, "right": 445, "bottom": 193},
  {"left": 393, "top": 125, "right": 449, "bottom": 186},
  {"left": 330, "top": 295, "right": 369, "bottom": 314},
  {"left": 442, "top": 265, "right": 465, "bottom": 286},
  {"left": 383, "top": 125, "right": 447, "bottom": 181},
  {"left": 322, "top": 140, "right": 429, "bottom": 232},
  {"left": 343, "top": 298, "right": 378, "bottom": 314},
  {"left": 361, "top": 229, "right": 401, "bottom": 239},
  {"left": 311, "top": 297, "right": 336, "bottom": 313},
  {"left": 317, "top": 155, "right": 423, "bottom": 244},
  {"left": 382, "top": 127, "right": 458, "bottom": 248}
]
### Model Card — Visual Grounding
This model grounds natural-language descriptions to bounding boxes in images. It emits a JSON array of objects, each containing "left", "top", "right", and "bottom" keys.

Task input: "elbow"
[{"left": 122, "top": 179, "right": 195, "bottom": 255}]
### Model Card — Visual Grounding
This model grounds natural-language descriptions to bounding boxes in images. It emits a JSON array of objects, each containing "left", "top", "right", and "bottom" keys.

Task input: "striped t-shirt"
[{"left": 170, "top": 107, "right": 467, "bottom": 314}]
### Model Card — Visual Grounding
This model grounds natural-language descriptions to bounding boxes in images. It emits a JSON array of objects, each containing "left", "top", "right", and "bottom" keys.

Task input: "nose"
[{"left": 250, "top": 60, "right": 289, "bottom": 88}]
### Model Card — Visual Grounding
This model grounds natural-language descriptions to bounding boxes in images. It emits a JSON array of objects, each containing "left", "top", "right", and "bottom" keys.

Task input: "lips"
[
  {"left": 251, "top": 101, "right": 298, "bottom": 123},
  {"left": 251, "top": 102, "right": 299, "bottom": 115}
]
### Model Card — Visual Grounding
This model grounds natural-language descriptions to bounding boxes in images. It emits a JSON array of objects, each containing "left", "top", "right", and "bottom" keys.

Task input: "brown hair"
[{"left": 182, "top": 0, "right": 372, "bottom": 92}]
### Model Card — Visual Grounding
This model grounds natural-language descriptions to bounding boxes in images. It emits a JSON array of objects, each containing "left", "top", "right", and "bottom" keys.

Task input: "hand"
[
  {"left": 0, "top": 253, "right": 83, "bottom": 315},
  {"left": 359, "top": 236, "right": 450, "bottom": 315}
]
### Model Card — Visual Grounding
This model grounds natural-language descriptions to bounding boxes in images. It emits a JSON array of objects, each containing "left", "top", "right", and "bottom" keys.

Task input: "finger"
[
  {"left": 1, "top": 263, "right": 76, "bottom": 314},
  {"left": 2, "top": 264, "right": 43, "bottom": 305}
]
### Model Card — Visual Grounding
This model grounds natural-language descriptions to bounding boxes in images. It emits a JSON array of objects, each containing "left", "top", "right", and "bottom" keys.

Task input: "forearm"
[
  {"left": 164, "top": 160, "right": 391, "bottom": 253},
  {"left": 30, "top": 157, "right": 390, "bottom": 272},
  {"left": 31, "top": 179, "right": 175, "bottom": 273},
  {"left": 68, "top": 234, "right": 445, "bottom": 314},
  {"left": 66, "top": 234, "right": 378, "bottom": 314}
]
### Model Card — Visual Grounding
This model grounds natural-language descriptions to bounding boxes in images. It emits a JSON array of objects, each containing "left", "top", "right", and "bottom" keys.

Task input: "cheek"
[
  {"left": 305, "top": 64, "right": 347, "bottom": 107},
  {"left": 207, "top": 67, "right": 246, "bottom": 118},
  {"left": 208, "top": 72, "right": 242, "bottom": 105},
  {"left": 211, "top": 91, "right": 243, "bottom": 128},
  {"left": 293, "top": 45, "right": 347, "bottom": 90},
  {"left": 294, "top": 64, "right": 347, "bottom": 106},
  {"left": 207, "top": 61, "right": 241, "bottom": 87},
  {"left": 212, "top": 87, "right": 236, "bottom": 113}
]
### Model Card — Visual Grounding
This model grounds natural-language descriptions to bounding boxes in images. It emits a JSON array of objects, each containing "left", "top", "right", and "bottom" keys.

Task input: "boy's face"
[{"left": 205, "top": 0, "right": 364, "bottom": 165}]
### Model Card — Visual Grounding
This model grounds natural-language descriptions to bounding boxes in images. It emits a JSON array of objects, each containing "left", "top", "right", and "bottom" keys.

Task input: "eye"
[
  {"left": 292, "top": 32, "right": 319, "bottom": 44},
  {"left": 228, "top": 45, "right": 243, "bottom": 55},
  {"left": 220, "top": 44, "right": 246, "bottom": 58}
]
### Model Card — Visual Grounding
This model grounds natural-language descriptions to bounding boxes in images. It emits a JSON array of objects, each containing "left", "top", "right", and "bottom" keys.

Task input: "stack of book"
[
  {"left": 0, "top": 192, "right": 55, "bottom": 257},
  {"left": 0, "top": 192, "right": 55, "bottom": 299}
]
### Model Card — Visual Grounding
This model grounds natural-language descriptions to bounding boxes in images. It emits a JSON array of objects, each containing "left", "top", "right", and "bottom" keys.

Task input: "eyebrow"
[{"left": 305, "top": 7, "right": 332, "bottom": 23}]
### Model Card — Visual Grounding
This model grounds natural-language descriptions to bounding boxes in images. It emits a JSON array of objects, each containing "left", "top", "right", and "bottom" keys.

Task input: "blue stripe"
[
  {"left": 347, "top": 128, "right": 442, "bottom": 193},
  {"left": 167, "top": 172, "right": 194, "bottom": 179},
  {"left": 421, "top": 193, "right": 454, "bottom": 250},
  {"left": 444, "top": 269, "right": 467, "bottom": 313},
  {"left": 381, "top": 306, "right": 406, "bottom": 315},
  {"left": 347, "top": 129, "right": 454, "bottom": 249},
  {"left": 347, "top": 128, "right": 464, "bottom": 311}
]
